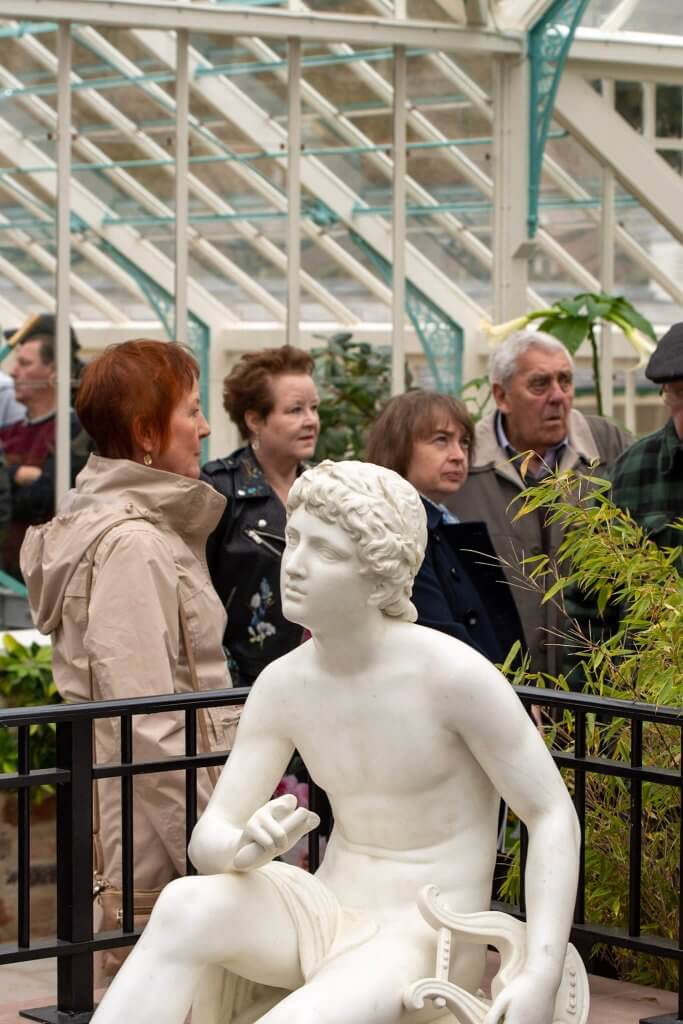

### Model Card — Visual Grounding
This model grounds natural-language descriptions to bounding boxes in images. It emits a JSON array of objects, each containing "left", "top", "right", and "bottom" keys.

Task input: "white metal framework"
[{"left": 0, "top": 0, "right": 679, "bottom": 472}]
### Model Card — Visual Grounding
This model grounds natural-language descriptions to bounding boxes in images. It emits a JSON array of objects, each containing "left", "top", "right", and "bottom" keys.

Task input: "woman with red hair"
[{"left": 20, "top": 339, "right": 233, "bottom": 980}]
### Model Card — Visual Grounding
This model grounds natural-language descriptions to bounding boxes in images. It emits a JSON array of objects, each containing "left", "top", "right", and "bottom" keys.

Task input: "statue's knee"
[{"left": 151, "top": 877, "right": 207, "bottom": 937}]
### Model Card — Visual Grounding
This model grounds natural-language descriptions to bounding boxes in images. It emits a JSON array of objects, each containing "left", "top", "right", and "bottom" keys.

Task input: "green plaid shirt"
[{"left": 609, "top": 417, "right": 683, "bottom": 565}]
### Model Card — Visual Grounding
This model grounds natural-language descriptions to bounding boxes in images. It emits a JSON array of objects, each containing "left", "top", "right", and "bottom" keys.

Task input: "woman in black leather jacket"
[
  {"left": 365, "top": 390, "right": 524, "bottom": 666},
  {"left": 202, "top": 345, "right": 320, "bottom": 687}
]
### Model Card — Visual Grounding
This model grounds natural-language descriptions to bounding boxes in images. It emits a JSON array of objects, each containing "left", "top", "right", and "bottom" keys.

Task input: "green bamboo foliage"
[{"left": 499, "top": 469, "right": 682, "bottom": 989}]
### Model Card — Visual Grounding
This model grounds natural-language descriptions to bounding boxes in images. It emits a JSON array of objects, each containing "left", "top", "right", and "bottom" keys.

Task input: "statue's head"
[{"left": 287, "top": 460, "right": 427, "bottom": 622}]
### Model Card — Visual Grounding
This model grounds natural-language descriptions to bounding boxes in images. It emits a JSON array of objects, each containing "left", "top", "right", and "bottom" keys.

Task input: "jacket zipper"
[{"left": 244, "top": 527, "right": 283, "bottom": 558}]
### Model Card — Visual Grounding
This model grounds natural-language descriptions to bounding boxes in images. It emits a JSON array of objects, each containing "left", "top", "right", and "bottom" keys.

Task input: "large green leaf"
[
  {"left": 609, "top": 297, "right": 657, "bottom": 341},
  {"left": 540, "top": 315, "right": 591, "bottom": 355}
]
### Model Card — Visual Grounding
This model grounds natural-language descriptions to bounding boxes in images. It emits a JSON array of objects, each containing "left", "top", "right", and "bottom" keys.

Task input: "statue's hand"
[
  {"left": 484, "top": 972, "right": 557, "bottom": 1024},
  {"left": 233, "top": 793, "right": 320, "bottom": 871}
]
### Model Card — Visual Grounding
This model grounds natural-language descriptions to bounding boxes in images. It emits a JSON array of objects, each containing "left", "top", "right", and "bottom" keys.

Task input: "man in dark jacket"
[{"left": 448, "top": 330, "right": 631, "bottom": 676}]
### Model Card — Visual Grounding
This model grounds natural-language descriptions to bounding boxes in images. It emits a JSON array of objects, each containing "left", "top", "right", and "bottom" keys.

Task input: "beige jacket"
[
  {"left": 21, "top": 454, "right": 234, "bottom": 891},
  {"left": 447, "top": 410, "right": 630, "bottom": 677}
]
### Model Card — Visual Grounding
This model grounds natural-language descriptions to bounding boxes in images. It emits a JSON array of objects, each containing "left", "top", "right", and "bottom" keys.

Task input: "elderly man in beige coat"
[{"left": 447, "top": 330, "right": 631, "bottom": 677}]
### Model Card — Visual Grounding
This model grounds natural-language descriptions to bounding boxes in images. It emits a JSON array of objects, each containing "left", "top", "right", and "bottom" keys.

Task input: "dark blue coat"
[{"left": 413, "top": 499, "right": 524, "bottom": 665}]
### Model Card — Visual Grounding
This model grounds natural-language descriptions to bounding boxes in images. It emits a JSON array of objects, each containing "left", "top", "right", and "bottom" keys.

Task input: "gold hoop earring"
[{"left": 143, "top": 452, "right": 153, "bottom": 466}]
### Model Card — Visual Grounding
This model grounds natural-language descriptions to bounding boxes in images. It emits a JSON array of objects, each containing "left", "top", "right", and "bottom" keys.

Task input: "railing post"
[
  {"left": 21, "top": 717, "right": 95, "bottom": 1024},
  {"left": 56, "top": 717, "right": 95, "bottom": 1013}
]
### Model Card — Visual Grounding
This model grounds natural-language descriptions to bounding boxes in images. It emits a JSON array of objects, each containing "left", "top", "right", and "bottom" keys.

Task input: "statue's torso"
[{"left": 276, "top": 625, "right": 501, "bottom": 919}]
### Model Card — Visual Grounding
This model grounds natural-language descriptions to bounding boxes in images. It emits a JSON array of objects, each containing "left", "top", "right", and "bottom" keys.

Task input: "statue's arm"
[
  {"left": 189, "top": 667, "right": 317, "bottom": 874},
  {"left": 451, "top": 661, "right": 580, "bottom": 1024}
]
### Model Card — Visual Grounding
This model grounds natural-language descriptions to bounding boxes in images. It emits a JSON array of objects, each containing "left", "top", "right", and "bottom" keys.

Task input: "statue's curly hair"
[{"left": 288, "top": 460, "right": 427, "bottom": 622}]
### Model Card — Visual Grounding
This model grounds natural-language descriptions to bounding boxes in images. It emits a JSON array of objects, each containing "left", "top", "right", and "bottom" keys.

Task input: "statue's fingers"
[
  {"left": 281, "top": 807, "right": 320, "bottom": 842},
  {"left": 268, "top": 793, "right": 298, "bottom": 820},
  {"left": 243, "top": 819, "right": 281, "bottom": 849}
]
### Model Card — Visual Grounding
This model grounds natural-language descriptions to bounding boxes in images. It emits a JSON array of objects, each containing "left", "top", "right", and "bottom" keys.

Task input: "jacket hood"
[{"left": 20, "top": 454, "right": 226, "bottom": 635}]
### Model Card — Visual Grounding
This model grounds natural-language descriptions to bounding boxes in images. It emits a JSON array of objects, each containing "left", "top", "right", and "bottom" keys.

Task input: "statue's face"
[{"left": 282, "top": 506, "right": 376, "bottom": 631}]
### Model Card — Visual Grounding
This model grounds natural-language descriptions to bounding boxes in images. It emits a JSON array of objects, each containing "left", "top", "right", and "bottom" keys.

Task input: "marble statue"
[{"left": 91, "top": 460, "right": 589, "bottom": 1024}]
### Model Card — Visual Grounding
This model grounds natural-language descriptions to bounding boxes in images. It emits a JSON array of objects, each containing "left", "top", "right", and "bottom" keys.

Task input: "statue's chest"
[{"left": 293, "top": 687, "right": 456, "bottom": 792}]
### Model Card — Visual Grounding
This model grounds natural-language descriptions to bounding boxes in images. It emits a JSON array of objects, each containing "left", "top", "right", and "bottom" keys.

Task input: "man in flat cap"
[{"left": 608, "top": 322, "right": 683, "bottom": 568}]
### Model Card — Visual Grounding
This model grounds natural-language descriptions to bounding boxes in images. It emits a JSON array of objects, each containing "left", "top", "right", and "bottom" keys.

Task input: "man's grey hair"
[
  {"left": 288, "top": 460, "right": 427, "bottom": 623},
  {"left": 489, "top": 329, "right": 573, "bottom": 388}
]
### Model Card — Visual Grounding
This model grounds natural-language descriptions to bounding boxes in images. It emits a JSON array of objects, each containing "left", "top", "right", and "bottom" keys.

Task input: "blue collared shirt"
[{"left": 495, "top": 411, "right": 567, "bottom": 484}]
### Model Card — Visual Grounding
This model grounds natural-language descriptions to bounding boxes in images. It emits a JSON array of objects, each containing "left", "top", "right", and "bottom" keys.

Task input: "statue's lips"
[{"left": 283, "top": 585, "right": 306, "bottom": 599}]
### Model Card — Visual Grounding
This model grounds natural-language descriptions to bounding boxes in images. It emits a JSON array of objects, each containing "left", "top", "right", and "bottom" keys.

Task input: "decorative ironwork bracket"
[
  {"left": 528, "top": 0, "right": 590, "bottom": 238},
  {"left": 349, "top": 230, "right": 463, "bottom": 394}
]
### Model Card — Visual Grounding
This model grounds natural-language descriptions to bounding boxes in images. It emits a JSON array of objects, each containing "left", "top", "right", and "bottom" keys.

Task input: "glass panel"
[
  {"left": 623, "top": 0, "right": 683, "bottom": 36},
  {"left": 656, "top": 85, "right": 683, "bottom": 139},
  {"left": 615, "top": 82, "right": 642, "bottom": 133}
]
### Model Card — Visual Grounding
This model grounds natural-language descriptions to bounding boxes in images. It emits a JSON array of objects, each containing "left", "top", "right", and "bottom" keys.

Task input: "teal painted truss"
[
  {"left": 349, "top": 230, "right": 463, "bottom": 395},
  {"left": 528, "top": 0, "right": 590, "bottom": 238}
]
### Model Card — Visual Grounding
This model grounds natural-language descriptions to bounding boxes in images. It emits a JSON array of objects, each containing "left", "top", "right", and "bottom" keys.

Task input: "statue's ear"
[{"left": 367, "top": 579, "right": 391, "bottom": 609}]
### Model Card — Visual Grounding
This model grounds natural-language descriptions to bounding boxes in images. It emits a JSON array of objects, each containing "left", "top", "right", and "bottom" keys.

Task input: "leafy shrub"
[
  {"left": 0, "top": 635, "right": 61, "bottom": 804},
  {"left": 498, "top": 469, "right": 681, "bottom": 989},
  {"left": 312, "top": 333, "right": 395, "bottom": 461}
]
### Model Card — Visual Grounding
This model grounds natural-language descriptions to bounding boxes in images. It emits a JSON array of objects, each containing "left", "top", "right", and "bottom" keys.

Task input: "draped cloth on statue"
[
  {"left": 190, "top": 861, "right": 379, "bottom": 1024},
  {"left": 189, "top": 874, "right": 590, "bottom": 1024}
]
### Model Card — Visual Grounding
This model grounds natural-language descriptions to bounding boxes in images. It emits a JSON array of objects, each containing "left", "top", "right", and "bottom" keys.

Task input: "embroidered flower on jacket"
[{"left": 247, "top": 577, "right": 277, "bottom": 648}]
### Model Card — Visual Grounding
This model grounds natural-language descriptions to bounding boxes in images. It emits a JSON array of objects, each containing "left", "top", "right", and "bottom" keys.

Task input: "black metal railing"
[
  {"left": 506, "top": 687, "right": 683, "bottom": 1024},
  {"left": 0, "top": 685, "right": 680, "bottom": 1024},
  {"left": 0, "top": 687, "right": 246, "bottom": 1023}
]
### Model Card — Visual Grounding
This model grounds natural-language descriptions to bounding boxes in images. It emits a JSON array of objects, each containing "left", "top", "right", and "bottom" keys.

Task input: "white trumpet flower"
[
  {"left": 480, "top": 315, "right": 532, "bottom": 344},
  {"left": 620, "top": 323, "right": 656, "bottom": 369}
]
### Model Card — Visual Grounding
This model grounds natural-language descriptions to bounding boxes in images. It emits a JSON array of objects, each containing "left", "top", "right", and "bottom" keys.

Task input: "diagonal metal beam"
[
  {"left": 11, "top": 30, "right": 291, "bottom": 324},
  {"left": 238, "top": 34, "right": 493, "bottom": 274},
  {"left": 0, "top": 174, "right": 152, "bottom": 309},
  {"left": 386, "top": 25, "right": 683, "bottom": 304},
  {"left": 0, "top": 212, "right": 127, "bottom": 322},
  {"left": 0, "top": 116, "right": 237, "bottom": 330},
  {"left": 70, "top": 25, "right": 365, "bottom": 322},
  {"left": 600, "top": 0, "right": 637, "bottom": 32},
  {"left": 0, "top": 292, "right": 26, "bottom": 327},
  {"left": 360, "top": 5, "right": 682, "bottom": 302},
  {"left": 131, "top": 27, "right": 487, "bottom": 332},
  {"left": 555, "top": 69, "right": 683, "bottom": 245},
  {"left": 307, "top": 0, "right": 595, "bottom": 300},
  {"left": 0, "top": 250, "right": 54, "bottom": 309}
]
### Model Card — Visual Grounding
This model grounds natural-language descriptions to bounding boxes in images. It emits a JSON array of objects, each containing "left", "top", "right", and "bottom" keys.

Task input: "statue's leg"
[
  {"left": 254, "top": 922, "right": 438, "bottom": 1024},
  {"left": 90, "top": 871, "right": 304, "bottom": 1024}
]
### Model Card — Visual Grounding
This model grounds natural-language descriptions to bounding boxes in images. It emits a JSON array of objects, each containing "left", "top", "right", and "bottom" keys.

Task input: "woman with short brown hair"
[
  {"left": 366, "top": 389, "right": 522, "bottom": 665},
  {"left": 203, "top": 344, "right": 320, "bottom": 687}
]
